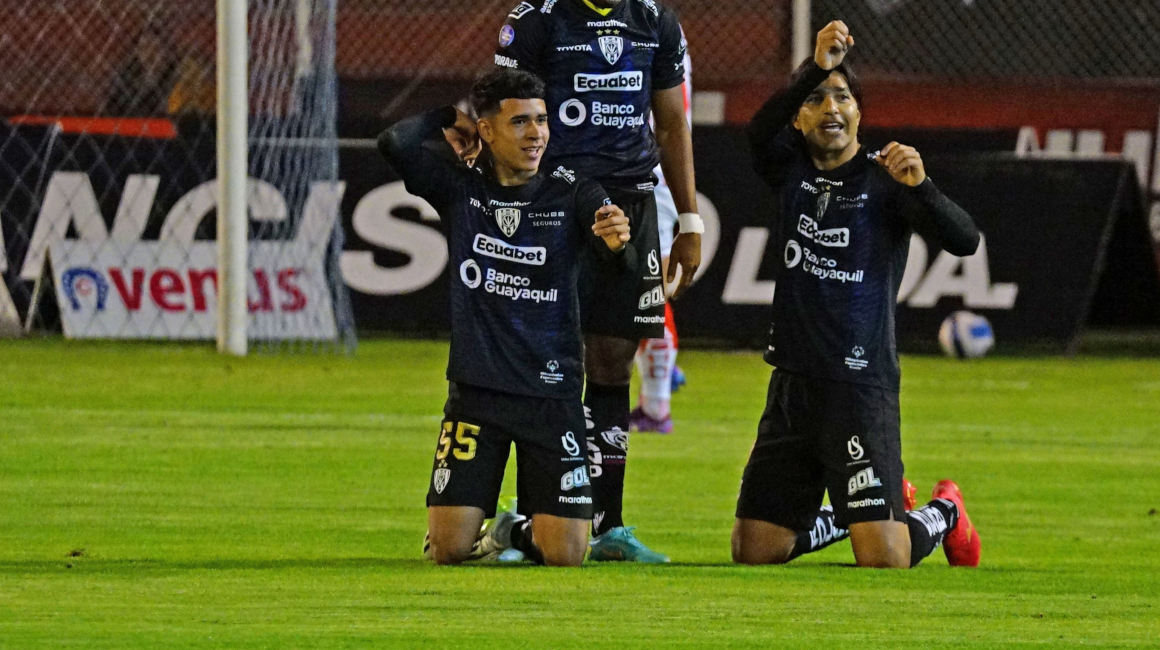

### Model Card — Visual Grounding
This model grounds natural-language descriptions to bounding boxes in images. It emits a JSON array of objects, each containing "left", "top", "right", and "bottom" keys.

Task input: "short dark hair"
[
  {"left": 470, "top": 69, "right": 546, "bottom": 117},
  {"left": 789, "top": 57, "right": 863, "bottom": 110}
]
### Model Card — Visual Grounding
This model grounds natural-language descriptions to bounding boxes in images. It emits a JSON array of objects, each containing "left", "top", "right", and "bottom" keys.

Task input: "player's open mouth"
[
  {"left": 820, "top": 122, "right": 844, "bottom": 134},
  {"left": 523, "top": 146, "right": 543, "bottom": 157}
]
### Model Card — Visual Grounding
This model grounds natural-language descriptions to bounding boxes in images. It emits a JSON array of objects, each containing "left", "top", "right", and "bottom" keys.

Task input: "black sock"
[
  {"left": 907, "top": 498, "right": 959, "bottom": 567},
  {"left": 584, "top": 383, "right": 630, "bottom": 536},
  {"left": 509, "top": 520, "right": 544, "bottom": 565},
  {"left": 788, "top": 506, "right": 850, "bottom": 560}
]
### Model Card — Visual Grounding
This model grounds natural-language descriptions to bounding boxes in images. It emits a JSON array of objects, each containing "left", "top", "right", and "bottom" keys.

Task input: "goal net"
[{"left": 0, "top": 0, "right": 354, "bottom": 351}]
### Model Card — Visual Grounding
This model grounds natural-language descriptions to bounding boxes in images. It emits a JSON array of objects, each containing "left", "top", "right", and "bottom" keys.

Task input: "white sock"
[{"left": 635, "top": 330, "right": 676, "bottom": 420}]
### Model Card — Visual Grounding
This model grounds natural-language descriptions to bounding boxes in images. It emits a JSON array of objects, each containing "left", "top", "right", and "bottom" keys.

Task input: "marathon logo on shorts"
[
  {"left": 473, "top": 234, "right": 546, "bottom": 266},
  {"left": 847, "top": 497, "right": 886, "bottom": 509},
  {"left": 558, "top": 495, "right": 593, "bottom": 504},
  {"left": 634, "top": 315, "right": 666, "bottom": 324},
  {"left": 574, "top": 71, "right": 644, "bottom": 93}
]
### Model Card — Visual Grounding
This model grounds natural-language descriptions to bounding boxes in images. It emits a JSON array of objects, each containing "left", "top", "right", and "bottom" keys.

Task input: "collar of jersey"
[
  {"left": 812, "top": 144, "right": 872, "bottom": 181},
  {"left": 578, "top": 0, "right": 615, "bottom": 17},
  {"left": 477, "top": 151, "right": 544, "bottom": 194}
]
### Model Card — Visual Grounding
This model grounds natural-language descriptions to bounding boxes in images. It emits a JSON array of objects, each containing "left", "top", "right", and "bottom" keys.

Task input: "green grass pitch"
[{"left": 1, "top": 338, "right": 1158, "bottom": 648}]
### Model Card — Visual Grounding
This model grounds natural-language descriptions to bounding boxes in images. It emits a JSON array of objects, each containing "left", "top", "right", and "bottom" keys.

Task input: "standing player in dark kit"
[
  {"left": 379, "top": 69, "right": 634, "bottom": 566},
  {"left": 732, "top": 21, "right": 982, "bottom": 568},
  {"left": 494, "top": 0, "right": 701, "bottom": 563}
]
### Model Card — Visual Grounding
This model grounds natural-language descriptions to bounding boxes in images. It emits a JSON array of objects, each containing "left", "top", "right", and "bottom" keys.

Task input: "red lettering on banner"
[
  {"left": 277, "top": 268, "right": 307, "bottom": 312},
  {"left": 150, "top": 269, "right": 186, "bottom": 312},
  {"left": 248, "top": 269, "right": 273, "bottom": 313},
  {"left": 188, "top": 269, "right": 218, "bottom": 312},
  {"left": 108, "top": 268, "right": 145, "bottom": 310}
]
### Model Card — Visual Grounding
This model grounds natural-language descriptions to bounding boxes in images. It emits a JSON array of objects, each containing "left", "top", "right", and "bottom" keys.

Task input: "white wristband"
[{"left": 677, "top": 212, "right": 704, "bottom": 235}]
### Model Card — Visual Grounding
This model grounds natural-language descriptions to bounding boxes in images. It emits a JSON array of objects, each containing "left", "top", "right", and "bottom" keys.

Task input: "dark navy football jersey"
[
  {"left": 495, "top": 0, "right": 687, "bottom": 189},
  {"left": 379, "top": 107, "right": 630, "bottom": 399},
  {"left": 748, "top": 64, "right": 980, "bottom": 390}
]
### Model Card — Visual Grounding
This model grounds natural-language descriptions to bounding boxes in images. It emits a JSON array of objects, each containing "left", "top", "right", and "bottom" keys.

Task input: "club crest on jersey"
[
  {"left": 598, "top": 35, "right": 624, "bottom": 65},
  {"left": 816, "top": 191, "right": 831, "bottom": 221},
  {"left": 496, "top": 208, "right": 521, "bottom": 237},
  {"left": 433, "top": 465, "right": 451, "bottom": 494}
]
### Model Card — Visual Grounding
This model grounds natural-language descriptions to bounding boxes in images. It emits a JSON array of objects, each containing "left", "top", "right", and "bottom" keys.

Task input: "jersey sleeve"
[
  {"left": 895, "top": 178, "right": 981, "bottom": 257},
  {"left": 746, "top": 62, "right": 831, "bottom": 189},
  {"left": 652, "top": 8, "right": 687, "bottom": 91},
  {"left": 494, "top": 3, "right": 547, "bottom": 75},
  {"left": 376, "top": 106, "right": 464, "bottom": 210},
  {"left": 575, "top": 179, "right": 635, "bottom": 268}
]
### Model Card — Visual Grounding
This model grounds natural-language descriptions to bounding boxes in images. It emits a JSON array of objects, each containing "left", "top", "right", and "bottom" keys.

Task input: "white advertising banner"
[{"left": 50, "top": 240, "right": 337, "bottom": 340}]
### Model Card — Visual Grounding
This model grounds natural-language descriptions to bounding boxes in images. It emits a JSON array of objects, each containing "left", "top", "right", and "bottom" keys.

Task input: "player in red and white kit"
[{"left": 630, "top": 38, "right": 692, "bottom": 434}]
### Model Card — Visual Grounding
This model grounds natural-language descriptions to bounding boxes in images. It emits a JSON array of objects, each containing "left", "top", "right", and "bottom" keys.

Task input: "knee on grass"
[
  {"left": 427, "top": 539, "right": 475, "bottom": 565},
  {"left": 537, "top": 532, "right": 589, "bottom": 567},
  {"left": 731, "top": 523, "right": 796, "bottom": 565}
]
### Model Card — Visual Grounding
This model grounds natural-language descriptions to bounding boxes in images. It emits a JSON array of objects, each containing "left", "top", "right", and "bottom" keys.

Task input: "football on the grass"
[{"left": 939, "top": 311, "right": 995, "bottom": 359}]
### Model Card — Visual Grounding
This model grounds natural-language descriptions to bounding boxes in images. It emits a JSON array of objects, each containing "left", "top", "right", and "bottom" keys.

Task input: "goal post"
[
  {"left": 218, "top": 0, "right": 248, "bottom": 356},
  {"left": 0, "top": 0, "right": 354, "bottom": 352}
]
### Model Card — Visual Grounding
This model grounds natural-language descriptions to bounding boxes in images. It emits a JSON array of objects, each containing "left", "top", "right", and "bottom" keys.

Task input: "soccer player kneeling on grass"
[
  {"left": 379, "top": 69, "right": 634, "bottom": 567},
  {"left": 732, "top": 21, "right": 982, "bottom": 568}
]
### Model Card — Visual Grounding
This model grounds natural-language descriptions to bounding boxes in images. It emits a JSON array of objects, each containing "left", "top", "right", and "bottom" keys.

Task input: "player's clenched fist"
[
  {"left": 875, "top": 142, "right": 927, "bottom": 187},
  {"left": 814, "top": 20, "right": 854, "bottom": 71},
  {"left": 443, "top": 108, "right": 482, "bottom": 165},
  {"left": 593, "top": 204, "right": 631, "bottom": 251}
]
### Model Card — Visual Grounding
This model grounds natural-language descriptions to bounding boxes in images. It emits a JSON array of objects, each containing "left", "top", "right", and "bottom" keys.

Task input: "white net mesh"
[{"left": 0, "top": 0, "right": 354, "bottom": 351}]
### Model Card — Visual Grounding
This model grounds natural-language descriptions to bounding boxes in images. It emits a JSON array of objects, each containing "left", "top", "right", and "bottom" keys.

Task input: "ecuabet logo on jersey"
[
  {"left": 496, "top": 208, "right": 521, "bottom": 237},
  {"left": 598, "top": 35, "right": 624, "bottom": 65}
]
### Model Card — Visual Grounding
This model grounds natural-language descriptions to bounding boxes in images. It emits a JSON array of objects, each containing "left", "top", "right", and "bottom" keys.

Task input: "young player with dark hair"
[
  {"left": 732, "top": 21, "right": 982, "bottom": 568},
  {"left": 379, "top": 69, "right": 633, "bottom": 567},
  {"left": 490, "top": 0, "right": 700, "bottom": 564}
]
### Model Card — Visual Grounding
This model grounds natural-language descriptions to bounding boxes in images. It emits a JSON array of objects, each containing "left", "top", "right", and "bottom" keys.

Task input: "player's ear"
[
  {"left": 477, "top": 117, "right": 495, "bottom": 145},
  {"left": 792, "top": 110, "right": 802, "bottom": 132}
]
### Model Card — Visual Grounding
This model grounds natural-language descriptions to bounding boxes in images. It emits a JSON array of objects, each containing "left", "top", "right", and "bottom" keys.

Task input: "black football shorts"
[
  {"left": 426, "top": 381, "right": 592, "bottom": 520},
  {"left": 736, "top": 369, "right": 908, "bottom": 530},
  {"left": 580, "top": 185, "right": 665, "bottom": 341}
]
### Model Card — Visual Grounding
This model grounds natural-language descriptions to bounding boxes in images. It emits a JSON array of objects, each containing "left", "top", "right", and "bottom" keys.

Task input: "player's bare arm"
[
  {"left": 592, "top": 204, "right": 631, "bottom": 251},
  {"left": 653, "top": 84, "right": 700, "bottom": 297}
]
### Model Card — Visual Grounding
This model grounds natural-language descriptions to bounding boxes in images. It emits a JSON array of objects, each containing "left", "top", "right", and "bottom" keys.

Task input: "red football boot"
[
  {"left": 932, "top": 479, "right": 981, "bottom": 567},
  {"left": 902, "top": 478, "right": 918, "bottom": 511}
]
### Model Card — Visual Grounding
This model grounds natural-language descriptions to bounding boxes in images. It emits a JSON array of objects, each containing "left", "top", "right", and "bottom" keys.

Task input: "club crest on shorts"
[
  {"left": 433, "top": 466, "right": 451, "bottom": 494},
  {"left": 598, "top": 35, "right": 623, "bottom": 65},
  {"left": 496, "top": 208, "right": 521, "bottom": 237},
  {"left": 647, "top": 249, "right": 661, "bottom": 276}
]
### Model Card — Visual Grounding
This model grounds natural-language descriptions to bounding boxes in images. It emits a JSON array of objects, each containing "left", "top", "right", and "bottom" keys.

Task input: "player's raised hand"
[
  {"left": 875, "top": 141, "right": 927, "bottom": 187},
  {"left": 443, "top": 108, "right": 481, "bottom": 165},
  {"left": 667, "top": 231, "right": 701, "bottom": 299},
  {"left": 593, "top": 204, "right": 631, "bottom": 251},
  {"left": 815, "top": 20, "right": 854, "bottom": 70}
]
